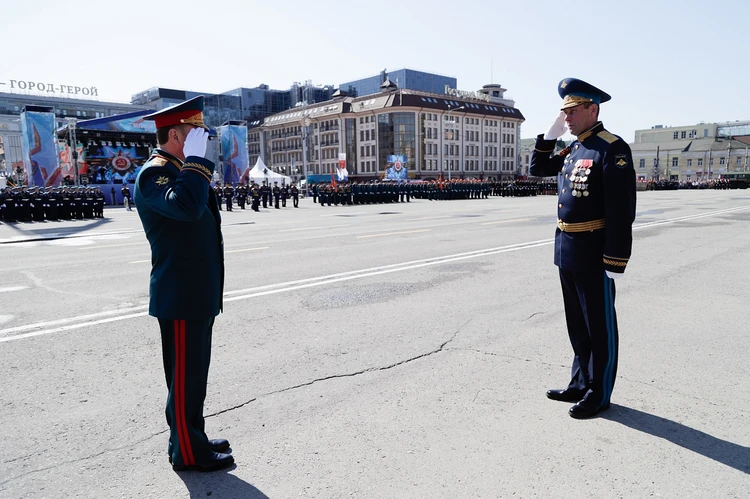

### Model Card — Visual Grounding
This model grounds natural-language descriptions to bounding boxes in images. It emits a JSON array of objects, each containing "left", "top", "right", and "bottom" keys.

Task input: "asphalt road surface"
[{"left": 1, "top": 190, "right": 749, "bottom": 498}]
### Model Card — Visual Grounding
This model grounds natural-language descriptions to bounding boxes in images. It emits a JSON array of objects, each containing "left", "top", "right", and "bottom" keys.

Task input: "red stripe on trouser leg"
[
  {"left": 174, "top": 321, "right": 189, "bottom": 465},
  {"left": 179, "top": 320, "right": 196, "bottom": 465}
]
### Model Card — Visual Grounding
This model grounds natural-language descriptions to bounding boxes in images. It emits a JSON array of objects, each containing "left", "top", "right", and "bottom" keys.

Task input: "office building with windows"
[
  {"left": 250, "top": 80, "right": 524, "bottom": 182},
  {"left": 340, "top": 69, "right": 457, "bottom": 98},
  {"left": 629, "top": 121, "right": 750, "bottom": 181},
  {"left": 131, "top": 81, "right": 335, "bottom": 127}
]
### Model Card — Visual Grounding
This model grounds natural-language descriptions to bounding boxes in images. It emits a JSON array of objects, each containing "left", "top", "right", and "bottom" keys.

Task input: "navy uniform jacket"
[
  {"left": 530, "top": 122, "right": 636, "bottom": 274},
  {"left": 134, "top": 148, "right": 224, "bottom": 319}
]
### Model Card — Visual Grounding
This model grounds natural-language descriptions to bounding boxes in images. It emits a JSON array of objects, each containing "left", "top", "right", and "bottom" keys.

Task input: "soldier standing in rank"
[
  {"left": 280, "top": 183, "right": 288, "bottom": 208},
  {"left": 260, "top": 181, "right": 270, "bottom": 208},
  {"left": 214, "top": 184, "right": 223, "bottom": 210},
  {"left": 272, "top": 182, "right": 280, "bottom": 209},
  {"left": 223, "top": 183, "right": 234, "bottom": 212},
  {"left": 312, "top": 183, "right": 318, "bottom": 204},
  {"left": 3, "top": 188, "right": 17, "bottom": 223},
  {"left": 291, "top": 184, "right": 299, "bottom": 207},
  {"left": 30, "top": 188, "right": 44, "bottom": 222},
  {"left": 251, "top": 183, "right": 260, "bottom": 211},
  {"left": 85, "top": 188, "right": 95, "bottom": 219},
  {"left": 122, "top": 184, "right": 133, "bottom": 211},
  {"left": 47, "top": 187, "right": 60, "bottom": 221},
  {"left": 135, "top": 96, "right": 233, "bottom": 472},
  {"left": 531, "top": 78, "right": 636, "bottom": 420},
  {"left": 95, "top": 188, "right": 105, "bottom": 218},
  {"left": 237, "top": 184, "right": 247, "bottom": 209}
]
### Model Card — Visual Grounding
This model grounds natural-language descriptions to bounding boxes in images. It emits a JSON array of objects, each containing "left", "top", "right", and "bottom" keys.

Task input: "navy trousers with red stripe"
[
  {"left": 559, "top": 269, "right": 619, "bottom": 408},
  {"left": 158, "top": 317, "right": 215, "bottom": 467}
]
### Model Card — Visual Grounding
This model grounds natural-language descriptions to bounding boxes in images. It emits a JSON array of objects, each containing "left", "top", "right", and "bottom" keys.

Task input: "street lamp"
[
  {"left": 302, "top": 116, "right": 311, "bottom": 197},
  {"left": 445, "top": 105, "right": 464, "bottom": 181}
]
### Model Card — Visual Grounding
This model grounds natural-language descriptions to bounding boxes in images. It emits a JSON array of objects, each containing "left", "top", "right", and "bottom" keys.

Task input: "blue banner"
[
  {"left": 385, "top": 154, "right": 408, "bottom": 181},
  {"left": 219, "top": 124, "right": 249, "bottom": 185},
  {"left": 21, "top": 110, "right": 60, "bottom": 186}
]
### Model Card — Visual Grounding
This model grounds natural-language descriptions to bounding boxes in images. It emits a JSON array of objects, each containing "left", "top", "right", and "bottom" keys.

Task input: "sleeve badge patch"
[
  {"left": 154, "top": 175, "right": 171, "bottom": 187},
  {"left": 615, "top": 154, "right": 628, "bottom": 168}
]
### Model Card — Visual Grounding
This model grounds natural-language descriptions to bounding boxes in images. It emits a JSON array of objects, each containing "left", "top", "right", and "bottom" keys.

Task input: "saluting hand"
[
  {"left": 544, "top": 111, "right": 568, "bottom": 140},
  {"left": 183, "top": 127, "right": 208, "bottom": 159}
]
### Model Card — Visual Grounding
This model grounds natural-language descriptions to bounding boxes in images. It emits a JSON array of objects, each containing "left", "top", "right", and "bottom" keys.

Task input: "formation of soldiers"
[
  {"left": 0, "top": 186, "right": 106, "bottom": 223},
  {"left": 309, "top": 179, "right": 558, "bottom": 206},
  {"left": 214, "top": 181, "right": 300, "bottom": 212},
  {"left": 644, "top": 179, "right": 734, "bottom": 190}
]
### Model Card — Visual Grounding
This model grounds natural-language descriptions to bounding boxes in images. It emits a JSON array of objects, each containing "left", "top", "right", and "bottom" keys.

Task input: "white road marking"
[
  {"left": 279, "top": 224, "right": 350, "bottom": 232},
  {"left": 0, "top": 286, "right": 28, "bottom": 293},
  {"left": 225, "top": 247, "right": 270, "bottom": 254},
  {"left": 356, "top": 229, "right": 432, "bottom": 239},
  {"left": 480, "top": 217, "right": 531, "bottom": 226},
  {"left": 1, "top": 205, "right": 748, "bottom": 344},
  {"left": 412, "top": 216, "right": 451, "bottom": 221}
]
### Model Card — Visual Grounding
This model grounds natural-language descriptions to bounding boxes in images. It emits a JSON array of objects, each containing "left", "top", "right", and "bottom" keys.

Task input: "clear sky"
[{"left": 3, "top": 0, "right": 748, "bottom": 142}]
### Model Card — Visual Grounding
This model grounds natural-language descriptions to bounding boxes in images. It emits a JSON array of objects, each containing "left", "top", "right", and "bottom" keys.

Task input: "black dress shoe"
[
  {"left": 546, "top": 388, "right": 586, "bottom": 403},
  {"left": 209, "top": 439, "right": 230, "bottom": 453},
  {"left": 569, "top": 400, "right": 610, "bottom": 419},
  {"left": 172, "top": 452, "right": 234, "bottom": 472}
]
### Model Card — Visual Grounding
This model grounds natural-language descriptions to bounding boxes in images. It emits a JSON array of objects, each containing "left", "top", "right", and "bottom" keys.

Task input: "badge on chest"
[{"left": 570, "top": 159, "right": 593, "bottom": 198}]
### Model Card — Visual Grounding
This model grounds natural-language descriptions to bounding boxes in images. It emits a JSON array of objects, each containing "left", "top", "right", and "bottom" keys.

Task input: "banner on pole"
[
  {"left": 20, "top": 107, "right": 60, "bottom": 186},
  {"left": 219, "top": 124, "right": 249, "bottom": 184}
]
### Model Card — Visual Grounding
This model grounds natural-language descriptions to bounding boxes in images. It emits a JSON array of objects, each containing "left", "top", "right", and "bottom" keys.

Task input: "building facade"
[
  {"left": 340, "top": 69, "right": 457, "bottom": 98},
  {"left": 630, "top": 121, "right": 750, "bottom": 181},
  {"left": 131, "top": 81, "right": 335, "bottom": 127},
  {"left": 250, "top": 83, "right": 524, "bottom": 182}
]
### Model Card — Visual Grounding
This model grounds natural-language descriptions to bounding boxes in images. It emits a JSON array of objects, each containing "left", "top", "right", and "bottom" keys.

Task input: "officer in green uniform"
[{"left": 134, "top": 96, "right": 233, "bottom": 472}]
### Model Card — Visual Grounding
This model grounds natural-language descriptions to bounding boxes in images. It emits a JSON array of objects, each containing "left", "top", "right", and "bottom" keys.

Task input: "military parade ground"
[{"left": 0, "top": 189, "right": 748, "bottom": 497}]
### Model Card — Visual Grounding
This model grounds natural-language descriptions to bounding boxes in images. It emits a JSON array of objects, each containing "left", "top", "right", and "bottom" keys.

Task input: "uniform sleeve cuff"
[
  {"left": 603, "top": 255, "right": 629, "bottom": 273},
  {"left": 534, "top": 134, "right": 556, "bottom": 153}
]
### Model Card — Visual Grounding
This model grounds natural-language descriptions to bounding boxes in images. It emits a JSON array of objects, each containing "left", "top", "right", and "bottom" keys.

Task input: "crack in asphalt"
[
  {"left": 523, "top": 312, "right": 543, "bottom": 321},
  {"left": 0, "top": 320, "right": 471, "bottom": 486},
  {"left": 207, "top": 319, "right": 471, "bottom": 420},
  {"left": 0, "top": 430, "right": 169, "bottom": 487}
]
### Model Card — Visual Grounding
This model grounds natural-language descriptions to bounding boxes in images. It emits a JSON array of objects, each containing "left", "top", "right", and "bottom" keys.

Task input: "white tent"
[{"left": 246, "top": 157, "right": 292, "bottom": 185}]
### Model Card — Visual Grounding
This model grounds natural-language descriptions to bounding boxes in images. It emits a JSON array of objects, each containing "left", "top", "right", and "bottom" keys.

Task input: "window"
[
  {"left": 639, "top": 159, "right": 645, "bottom": 168},
  {"left": 704, "top": 129, "right": 708, "bottom": 137},
  {"left": 719, "top": 157, "right": 725, "bottom": 165},
  {"left": 737, "top": 157, "right": 742, "bottom": 165},
  {"left": 681, "top": 131, "right": 686, "bottom": 139},
  {"left": 672, "top": 157, "right": 678, "bottom": 167},
  {"left": 687, "top": 159, "right": 692, "bottom": 167},
  {"left": 698, "top": 158, "right": 703, "bottom": 167},
  {"left": 673, "top": 132, "right": 679, "bottom": 139}
]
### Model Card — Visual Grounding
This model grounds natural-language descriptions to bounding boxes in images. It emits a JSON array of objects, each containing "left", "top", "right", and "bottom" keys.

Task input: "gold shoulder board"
[
  {"left": 597, "top": 131, "right": 619, "bottom": 144},
  {"left": 151, "top": 157, "right": 168, "bottom": 167}
]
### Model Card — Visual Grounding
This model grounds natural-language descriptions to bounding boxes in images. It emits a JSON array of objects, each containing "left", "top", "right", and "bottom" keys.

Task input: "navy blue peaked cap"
[{"left": 558, "top": 78, "right": 611, "bottom": 110}]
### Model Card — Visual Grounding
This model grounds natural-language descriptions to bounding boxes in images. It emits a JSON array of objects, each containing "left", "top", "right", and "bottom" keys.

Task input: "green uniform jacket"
[{"left": 134, "top": 149, "right": 224, "bottom": 319}]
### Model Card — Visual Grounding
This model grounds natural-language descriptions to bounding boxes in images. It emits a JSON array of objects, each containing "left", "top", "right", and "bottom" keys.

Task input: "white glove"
[
  {"left": 182, "top": 127, "right": 208, "bottom": 159},
  {"left": 606, "top": 271, "right": 622, "bottom": 280},
  {"left": 543, "top": 111, "right": 568, "bottom": 140}
]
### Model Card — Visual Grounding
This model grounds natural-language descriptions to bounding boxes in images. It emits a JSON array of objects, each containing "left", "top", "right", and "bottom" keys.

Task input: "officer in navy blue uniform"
[
  {"left": 134, "top": 96, "right": 234, "bottom": 471},
  {"left": 530, "top": 78, "right": 636, "bottom": 419}
]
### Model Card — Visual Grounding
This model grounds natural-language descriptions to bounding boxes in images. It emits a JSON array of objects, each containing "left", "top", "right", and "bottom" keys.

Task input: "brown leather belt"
[{"left": 557, "top": 218, "right": 605, "bottom": 232}]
